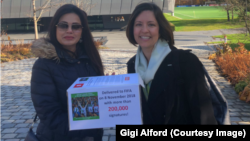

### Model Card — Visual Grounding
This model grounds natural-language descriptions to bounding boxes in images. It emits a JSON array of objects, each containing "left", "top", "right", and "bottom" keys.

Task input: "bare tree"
[
  {"left": 222, "top": 0, "right": 235, "bottom": 21},
  {"left": 32, "top": 0, "right": 63, "bottom": 39},
  {"left": 32, "top": 0, "right": 96, "bottom": 39},
  {"left": 71, "top": 0, "right": 96, "bottom": 14},
  {"left": 233, "top": 0, "right": 250, "bottom": 35},
  {"left": 228, "top": 0, "right": 242, "bottom": 21}
]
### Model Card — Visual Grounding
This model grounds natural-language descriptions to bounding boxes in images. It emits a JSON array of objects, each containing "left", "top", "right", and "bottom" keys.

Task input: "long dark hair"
[
  {"left": 47, "top": 4, "right": 104, "bottom": 75},
  {"left": 126, "top": 2, "right": 175, "bottom": 49}
]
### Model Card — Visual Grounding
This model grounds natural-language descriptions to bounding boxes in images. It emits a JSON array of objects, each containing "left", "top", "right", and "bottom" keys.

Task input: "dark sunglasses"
[{"left": 56, "top": 23, "right": 83, "bottom": 31}]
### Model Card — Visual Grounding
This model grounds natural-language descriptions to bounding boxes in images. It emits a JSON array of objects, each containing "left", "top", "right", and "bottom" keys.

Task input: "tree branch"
[{"left": 36, "top": 1, "right": 64, "bottom": 21}]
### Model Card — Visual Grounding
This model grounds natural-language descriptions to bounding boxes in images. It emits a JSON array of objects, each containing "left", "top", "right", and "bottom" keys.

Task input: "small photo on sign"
[
  {"left": 79, "top": 78, "right": 89, "bottom": 81},
  {"left": 71, "top": 92, "right": 99, "bottom": 121}
]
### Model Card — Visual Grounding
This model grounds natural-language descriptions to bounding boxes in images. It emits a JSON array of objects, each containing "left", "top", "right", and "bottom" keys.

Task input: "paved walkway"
[
  {"left": 3, "top": 28, "right": 246, "bottom": 47},
  {"left": 1, "top": 45, "right": 250, "bottom": 141},
  {"left": 1, "top": 30, "right": 250, "bottom": 141}
]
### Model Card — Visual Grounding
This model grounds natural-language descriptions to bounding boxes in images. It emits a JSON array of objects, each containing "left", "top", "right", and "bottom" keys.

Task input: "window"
[
  {"left": 111, "top": 16, "right": 125, "bottom": 22},
  {"left": 6, "top": 19, "right": 16, "bottom": 31},
  {"left": 15, "top": 19, "right": 25, "bottom": 31},
  {"left": 1, "top": 19, "right": 8, "bottom": 32},
  {"left": 95, "top": 24, "right": 103, "bottom": 29}
]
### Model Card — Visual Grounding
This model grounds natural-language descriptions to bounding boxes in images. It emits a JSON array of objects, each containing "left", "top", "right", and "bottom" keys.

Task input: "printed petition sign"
[{"left": 67, "top": 73, "right": 144, "bottom": 130}]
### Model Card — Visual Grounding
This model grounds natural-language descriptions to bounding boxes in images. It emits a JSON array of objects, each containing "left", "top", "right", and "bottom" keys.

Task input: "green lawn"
[
  {"left": 164, "top": 13, "right": 245, "bottom": 31},
  {"left": 212, "top": 34, "right": 250, "bottom": 51},
  {"left": 163, "top": 6, "right": 245, "bottom": 31},
  {"left": 174, "top": 6, "right": 231, "bottom": 19}
]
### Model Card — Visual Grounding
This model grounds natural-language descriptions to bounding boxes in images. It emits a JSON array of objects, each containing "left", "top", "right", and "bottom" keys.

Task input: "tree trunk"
[
  {"left": 232, "top": 10, "right": 234, "bottom": 20},
  {"left": 227, "top": 10, "right": 230, "bottom": 21},
  {"left": 33, "top": 0, "right": 39, "bottom": 39},
  {"left": 34, "top": 16, "right": 38, "bottom": 39},
  {"left": 244, "top": 16, "right": 250, "bottom": 35}
]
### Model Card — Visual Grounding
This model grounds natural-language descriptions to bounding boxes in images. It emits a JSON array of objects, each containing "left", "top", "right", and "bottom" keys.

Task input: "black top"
[
  {"left": 30, "top": 39, "right": 103, "bottom": 141},
  {"left": 127, "top": 48, "right": 218, "bottom": 125}
]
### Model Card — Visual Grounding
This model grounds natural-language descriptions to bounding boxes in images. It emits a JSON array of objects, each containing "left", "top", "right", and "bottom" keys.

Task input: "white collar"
[{"left": 135, "top": 39, "right": 172, "bottom": 84}]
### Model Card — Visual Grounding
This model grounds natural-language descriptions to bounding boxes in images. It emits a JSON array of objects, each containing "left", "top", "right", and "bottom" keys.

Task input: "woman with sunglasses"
[
  {"left": 30, "top": 4, "right": 103, "bottom": 141},
  {"left": 126, "top": 3, "right": 217, "bottom": 125}
]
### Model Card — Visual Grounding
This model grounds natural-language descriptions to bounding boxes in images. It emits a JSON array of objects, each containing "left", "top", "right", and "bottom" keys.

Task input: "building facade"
[{"left": 1, "top": 0, "right": 175, "bottom": 33}]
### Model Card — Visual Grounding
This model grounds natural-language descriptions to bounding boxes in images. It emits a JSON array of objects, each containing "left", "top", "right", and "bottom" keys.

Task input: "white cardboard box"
[{"left": 67, "top": 73, "right": 144, "bottom": 130}]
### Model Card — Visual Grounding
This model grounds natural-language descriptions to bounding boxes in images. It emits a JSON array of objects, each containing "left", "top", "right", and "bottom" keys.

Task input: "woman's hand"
[{"left": 105, "top": 72, "right": 115, "bottom": 76}]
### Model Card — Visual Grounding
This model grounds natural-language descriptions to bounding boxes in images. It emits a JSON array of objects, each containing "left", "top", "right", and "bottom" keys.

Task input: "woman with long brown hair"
[
  {"left": 126, "top": 2, "right": 218, "bottom": 125},
  {"left": 30, "top": 4, "right": 103, "bottom": 141}
]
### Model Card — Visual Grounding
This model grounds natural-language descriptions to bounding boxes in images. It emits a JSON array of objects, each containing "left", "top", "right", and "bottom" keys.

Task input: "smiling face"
[
  {"left": 133, "top": 10, "right": 159, "bottom": 52},
  {"left": 56, "top": 13, "right": 82, "bottom": 52}
]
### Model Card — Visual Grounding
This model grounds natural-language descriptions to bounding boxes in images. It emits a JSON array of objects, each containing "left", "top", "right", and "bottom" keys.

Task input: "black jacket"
[
  {"left": 30, "top": 39, "right": 103, "bottom": 141},
  {"left": 127, "top": 48, "right": 218, "bottom": 125}
]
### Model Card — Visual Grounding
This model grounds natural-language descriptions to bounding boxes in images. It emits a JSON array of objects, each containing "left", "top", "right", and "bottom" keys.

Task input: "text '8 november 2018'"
[{"left": 116, "top": 125, "right": 249, "bottom": 139}]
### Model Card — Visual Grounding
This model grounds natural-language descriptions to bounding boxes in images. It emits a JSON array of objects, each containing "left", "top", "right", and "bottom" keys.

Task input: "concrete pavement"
[
  {"left": 1, "top": 30, "right": 250, "bottom": 141},
  {"left": 173, "top": 28, "right": 247, "bottom": 46},
  {"left": 3, "top": 28, "right": 247, "bottom": 48}
]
